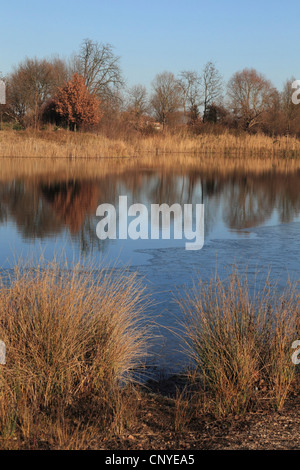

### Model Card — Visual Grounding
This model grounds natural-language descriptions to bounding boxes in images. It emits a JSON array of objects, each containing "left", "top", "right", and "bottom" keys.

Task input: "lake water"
[{"left": 1, "top": 159, "right": 300, "bottom": 374}]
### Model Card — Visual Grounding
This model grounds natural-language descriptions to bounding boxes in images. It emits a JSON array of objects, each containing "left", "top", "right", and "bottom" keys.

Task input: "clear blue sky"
[{"left": 1, "top": 0, "right": 299, "bottom": 91}]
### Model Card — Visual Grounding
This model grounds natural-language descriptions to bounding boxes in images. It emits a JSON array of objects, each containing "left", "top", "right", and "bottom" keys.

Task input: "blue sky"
[{"left": 1, "top": 0, "right": 299, "bottom": 91}]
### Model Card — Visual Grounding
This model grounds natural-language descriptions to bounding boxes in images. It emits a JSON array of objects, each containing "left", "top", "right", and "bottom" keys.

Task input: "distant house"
[
  {"left": 145, "top": 119, "right": 162, "bottom": 131},
  {"left": 152, "top": 121, "right": 162, "bottom": 130}
]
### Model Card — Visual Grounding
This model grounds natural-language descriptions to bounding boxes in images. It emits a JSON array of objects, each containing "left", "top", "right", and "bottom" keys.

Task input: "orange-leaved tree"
[{"left": 55, "top": 73, "right": 102, "bottom": 131}]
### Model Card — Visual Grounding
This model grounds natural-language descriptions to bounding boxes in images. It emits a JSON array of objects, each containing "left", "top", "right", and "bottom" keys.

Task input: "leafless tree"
[
  {"left": 126, "top": 84, "right": 149, "bottom": 117},
  {"left": 227, "top": 68, "right": 277, "bottom": 129},
  {"left": 0, "top": 74, "right": 6, "bottom": 130},
  {"left": 7, "top": 57, "right": 68, "bottom": 127},
  {"left": 202, "top": 61, "right": 223, "bottom": 122},
  {"left": 280, "top": 77, "right": 300, "bottom": 134},
  {"left": 73, "top": 39, "right": 124, "bottom": 104},
  {"left": 150, "top": 71, "right": 183, "bottom": 127},
  {"left": 178, "top": 71, "right": 202, "bottom": 122}
]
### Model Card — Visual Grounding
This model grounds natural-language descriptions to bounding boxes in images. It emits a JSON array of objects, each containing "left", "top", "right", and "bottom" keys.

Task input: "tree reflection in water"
[{"left": 0, "top": 168, "right": 300, "bottom": 252}]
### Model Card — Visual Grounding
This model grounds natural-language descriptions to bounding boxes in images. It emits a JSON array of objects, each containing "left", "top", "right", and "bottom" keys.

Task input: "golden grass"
[
  {"left": 1, "top": 128, "right": 300, "bottom": 159},
  {"left": 0, "top": 259, "right": 299, "bottom": 447},
  {"left": 0, "top": 257, "right": 150, "bottom": 445},
  {"left": 177, "top": 270, "right": 300, "bottom": 417}
]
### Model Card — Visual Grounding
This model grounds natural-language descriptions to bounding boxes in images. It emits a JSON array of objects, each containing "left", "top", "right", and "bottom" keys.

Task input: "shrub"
[
  {"left": 178, "top": 270, "right": 299, "bottom": 417},
  {"left": 0, "top": 257, "right": 149, "bottom": 441}
]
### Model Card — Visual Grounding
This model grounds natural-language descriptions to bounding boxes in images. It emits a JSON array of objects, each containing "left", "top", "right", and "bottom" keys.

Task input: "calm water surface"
[{"left": 1, "top": 161, "right": 300, "bottom": 373}]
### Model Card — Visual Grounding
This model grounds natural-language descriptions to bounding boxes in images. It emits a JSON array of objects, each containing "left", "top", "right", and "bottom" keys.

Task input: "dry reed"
[
  {"left": 177, "top": 270, "right": 299, "bottom": 417},
  {"left": 1, "top": 129, "right": 300, "bottom": 158},
  {"left": 0, "top": 257, "right": 150, "bottom": 445}
]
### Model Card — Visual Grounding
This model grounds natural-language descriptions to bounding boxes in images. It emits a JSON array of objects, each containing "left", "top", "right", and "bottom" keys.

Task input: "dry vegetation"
[
  {"left": 177, "top": 270, "right": 300, "bottom": 417},
  {"left": 0, "top": 257, "right": 150, "bottom": 449},
  {"left": 1, "top": 129, "right": 300, "bottom": 159},
  {"left": 0, "top": 259, "right": 298, "bottom": 449},
  {"left": 0, "top": 130, "right": 300, "bottom": 448}
]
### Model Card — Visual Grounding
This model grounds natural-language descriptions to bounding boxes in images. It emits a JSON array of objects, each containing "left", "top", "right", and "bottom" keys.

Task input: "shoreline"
[
  {"left": 1, "top": 373, "right": 299, "bottom": 450},
  {"left": 0, "top": 133, "right": 299, "bottom": 450},
  {"left": 108, "top": 373, "right": 300, "bottom": 451}
]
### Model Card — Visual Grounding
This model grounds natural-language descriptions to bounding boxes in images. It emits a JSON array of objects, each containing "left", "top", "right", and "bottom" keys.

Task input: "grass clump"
[
  {"left": 178, "top": 270, "right": 299, "bottom": 417},
  {"left": 0, "top": 258, "right": 150, "bottom": 447}
]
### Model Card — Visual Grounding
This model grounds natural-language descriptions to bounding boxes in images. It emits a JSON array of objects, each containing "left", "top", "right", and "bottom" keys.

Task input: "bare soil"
[
  {"left": 1, "top": 374, "right": 299, "bottom": 450},
  {"left": 101, "top": 375, "right": 300, "bottom": 451}
]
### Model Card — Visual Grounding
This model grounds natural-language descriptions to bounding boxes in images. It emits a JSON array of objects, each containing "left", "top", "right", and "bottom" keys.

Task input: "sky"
[{"left": 1, "top": 0, "right": 300, "bottom": 92}]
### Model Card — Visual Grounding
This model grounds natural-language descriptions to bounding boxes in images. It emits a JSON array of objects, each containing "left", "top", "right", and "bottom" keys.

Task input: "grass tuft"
[
  {"left": 177, "top": 270, "right": 299, "bottom": 417},
  {"left": 0, "top": 257, "right": 150, "bottom": 445}
]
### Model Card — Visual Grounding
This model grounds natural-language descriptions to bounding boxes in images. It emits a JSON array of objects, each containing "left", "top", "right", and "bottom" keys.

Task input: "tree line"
[{"left": 1, "top": 38, "right": 300, "bottom": 136}]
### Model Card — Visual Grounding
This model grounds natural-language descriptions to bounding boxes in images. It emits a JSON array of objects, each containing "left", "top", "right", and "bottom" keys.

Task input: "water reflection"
[{"left": 1, "top": 168, "right": 300, "bottom": 252}]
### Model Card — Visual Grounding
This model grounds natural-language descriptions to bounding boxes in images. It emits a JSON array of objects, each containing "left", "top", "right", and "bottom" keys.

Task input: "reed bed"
[
  {"left": 0, "top": 258, "right": 150, "bottom": 446},
  {"left": 1, "top": 129, "right": 300, "bottom": 159},
  {"left": 177, "top": 270, "right": 300, "bottom": 417}
]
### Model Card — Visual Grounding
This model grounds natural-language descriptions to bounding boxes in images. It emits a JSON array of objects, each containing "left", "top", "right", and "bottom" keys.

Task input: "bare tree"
[
  {"left": 151, "top": 71, "right": 183, "bottom": 128},
  {"left": 7, "top": 57, "right": 68, "bottom": 127},
  {"left": 202, "top": 61, "right": 223, "bottom": 122},
  {"left": 126, "top": 84, "right": 149, "bottom": 117},
  {"left": 227, "top": 68, "right": 277, "bottom": 129},
  {"left": 280, "top": 77, "right": 300, "bottom": 134},
  {"left": 73, "top": 39, "right": 124, "bottom": 104},
  {"left": 178, "top": 71, "right": 202, "bottom": 122}
]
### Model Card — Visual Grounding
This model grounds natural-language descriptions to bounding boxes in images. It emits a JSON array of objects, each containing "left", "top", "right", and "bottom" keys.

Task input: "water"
[{"left": 1, "top": 161, "right": 300, "bottom": 374}]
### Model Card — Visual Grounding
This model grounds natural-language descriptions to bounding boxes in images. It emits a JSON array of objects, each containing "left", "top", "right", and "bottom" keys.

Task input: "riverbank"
[
  {"left": 101, "top": 373, "right": 300, "bottom": 451},
  {"left": 0, "top": 260, "right": 299, "bottom": 450},
  {"left": 1, "top": 373, "right": 299, "bottom": 450},
  {"left": 1, "top": 129, "right": 300, "bottom": 158}
]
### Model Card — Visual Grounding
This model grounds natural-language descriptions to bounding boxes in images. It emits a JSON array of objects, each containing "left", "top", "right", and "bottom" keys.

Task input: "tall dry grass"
[
  {"left": 1, "top": 129, "right": 300, "bottom": 158},
  {"left": 0, "top": 257, "right": 150, "bottom": 445},
  {"left": 177, "top": 270, "right": 300, "bottom": 417}
]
